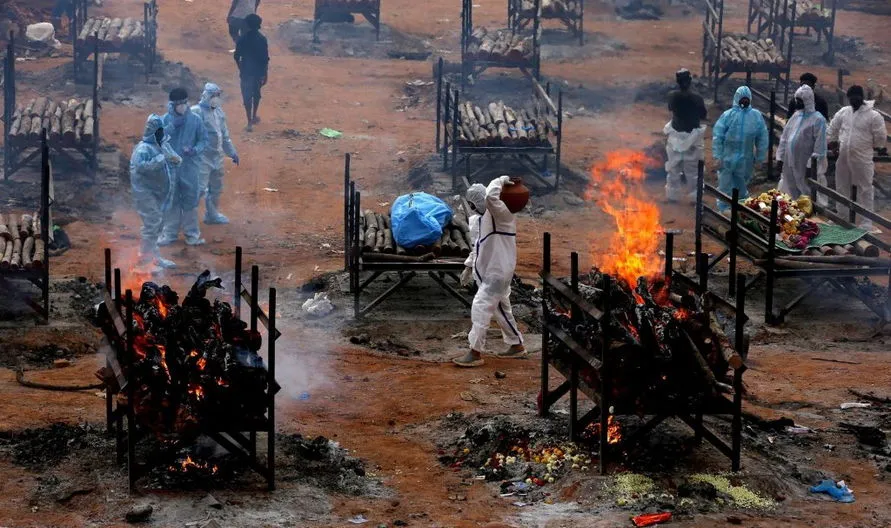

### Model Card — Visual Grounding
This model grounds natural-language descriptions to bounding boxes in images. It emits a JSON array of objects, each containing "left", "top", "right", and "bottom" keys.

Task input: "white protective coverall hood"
[
  {"left": 828, "top": 98, "right": 888, "bottom": 228},
  {"left": 464, "top": 176, "right": 523, "bottom": 352},
  {"left": 776, "top": 85, "right": 827, "bottom": 199}
]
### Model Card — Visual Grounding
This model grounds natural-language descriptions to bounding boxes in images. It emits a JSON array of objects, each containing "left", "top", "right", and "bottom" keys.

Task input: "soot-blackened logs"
[{"left": 452, "top": 99, "right": 550, "bottom": 147}]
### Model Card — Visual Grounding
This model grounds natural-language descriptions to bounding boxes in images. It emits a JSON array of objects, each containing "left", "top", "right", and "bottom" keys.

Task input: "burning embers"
[
  {"left": 546, "top": 270, "right": 740, "bottom": 413},
  {"left": 125, "top": 271, "right": 272, "bottom": 436},
  {"left": 586, "top": 150, "right": 662, "bottom": 288}
]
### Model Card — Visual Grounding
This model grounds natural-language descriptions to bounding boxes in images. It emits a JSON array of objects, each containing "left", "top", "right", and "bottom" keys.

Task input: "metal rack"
[
  {"left": 435, "top": 58, "right": 563, "bottom": 193},
  {"left": 509, "top": 0, "right": 584, "bottom": 46},
  {"left": 100, "top": 246, "right": 280, "bottom": 491},
  {"left": 313, "top": 0, "right": 382, "bottom": 42},
  {"left": 0, "top": 131, "right": 52, "bottom": 322},
  {"left": 538, "top": 231, "right": 747, "bottom": 473},
  {"left": 343, "top": 154, "right": 471, "bottom": 319},
  {"left": 747, "top": 0, "right": 838, "bottom": 64},
  {"left": 72, "top": 0, "right": 158, "bottom": 82},
  {"left": 462, "top": 0, "right": 541, "bottom": 85},
  {"left": 694, "top": 163, "right": 891, "bottom": 325},
  {"left": 703, "top": 0, "right": 793, "bottom": 104},
  {"left": 3, "top": 34, "right": 100, "bottom": 180}
]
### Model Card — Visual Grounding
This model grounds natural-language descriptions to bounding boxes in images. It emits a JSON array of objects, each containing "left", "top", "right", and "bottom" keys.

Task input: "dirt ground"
[{"left": 1, "top": 0, "right": 891, "bottom": 526}]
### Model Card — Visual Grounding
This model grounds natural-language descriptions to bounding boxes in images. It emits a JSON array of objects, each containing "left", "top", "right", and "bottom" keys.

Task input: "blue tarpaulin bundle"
[{"left": 390, "top": 192, "right": 453, "bottom": 249}]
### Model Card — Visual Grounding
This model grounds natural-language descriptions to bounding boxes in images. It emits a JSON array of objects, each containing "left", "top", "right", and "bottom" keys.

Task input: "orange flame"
[
  {"left": 188, "top": 383, "right": 205, "bottom": 401},
  {"left": 153, "top": 296, "right": 169, "bottom": 319},
  {"left": 586, "top": 150, "right": 663, "bottom": 289},
  {"left": 173, "top": 455, "right": 218, "bottom": 474},
  {"left": 156, "top": 344, "right": 172, "bottom": 382},
  {"left": 607, "top": 415, "right": 621, "bottom": 445},
  {"left": 196, "top": 358, "right": 207, "bottom": 370}
]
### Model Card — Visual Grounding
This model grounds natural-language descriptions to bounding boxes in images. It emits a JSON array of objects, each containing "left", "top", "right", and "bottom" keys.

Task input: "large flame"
[{"left": 586, "top": 150, "right": 664, "bottom": 289}]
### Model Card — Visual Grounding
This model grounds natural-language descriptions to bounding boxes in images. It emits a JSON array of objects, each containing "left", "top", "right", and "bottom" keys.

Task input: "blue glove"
[
  {"left": 232, "top": 154, "right": 240, "bottom": 166},
  {"left": 810, "top": 480, "right": 855, "bottom": 503},
  {"left": 182, "top": 146, "right": 195, "bottom": 157}
]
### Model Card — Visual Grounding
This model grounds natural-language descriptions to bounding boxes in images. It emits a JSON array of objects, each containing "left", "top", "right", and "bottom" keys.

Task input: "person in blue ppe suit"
[
  {"left": 191, "top": 83, "right": 239, "bottom": 225},
  {"left": 776, "top": 85, "right": 828, "bottom": 200},
  {"left": 159, "top": 88, "right": 209, "bottom": 246},
  {"left": 130, "top": 114, "right": 181, "bottom": 270},
  {"left": 453, "top": 176, "right": 526, "bottom": 368},
  {"left": 712, "top": 85, "right": 769, "bottom": 210}
]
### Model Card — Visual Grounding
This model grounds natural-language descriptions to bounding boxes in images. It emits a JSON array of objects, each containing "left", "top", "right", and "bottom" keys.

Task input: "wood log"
[
  {"left": 708, "top": 311, "right": 745, "bottom": 370},
  {"left": 853, "top": 240, "right": 880, "bottom": 258},
  {"left": 373, "top": 213, "right": 386, "bottom": 253},
  {"left": 439, "top": 231, "right": 453, "bottom": 257},
  {"left": 488, "top": 102, "right": 505, "bottom": 124},
  {"left": 31, "top": 97, "right": 49, "bottom": 118},
  {"left": 515, "top": 118, "right": 529, "bottom": 143},
  {"left": 452, "top": 228, "right": 470, "bottom": 257},
  {"left": 83, "top": 117, "right": 95, "bottom": 143},
  {"left": 32, "top": 239, "right": 44, "bottom": 269},
  {"left": 0, "top": 240, "right": 12, "bottom": 269},
  {"left": 78, "top": 18, "right": 97, "bottom": 41},
  {"left": 84, "top": 99, "right": 95, "bottom": 120},
  {"left": 432, "top": 233, "right": 443, "bottom": 257},
  {"left": 473, "top": 106, "right": 489, "bottom": 127},
  {"left": 478, "top": 35, "right": 497, "bottom": 59},
  {"left": 361, "top": 252, "right": 435, "bottom": 263},
  {"left": 62, "top": 103, "right": 77, "bottom": 141},
  {"left": 504, "top": 107, "right": 517, "bottom": 124},
  {"left": 497, "top": 122, "right": 512, "bottom": 144},
  {"left": 363, "top": 210, "right": 378, "bottom": 252},
  {"left": 10, "top": 116, "right": 22, "bottom": 138},
  {"left": 828, "top": 245, "right": 848, "bottom": 256},
  {"left": 32, "top": 213, "right": 40, "bottom": 240},
  {"left": 74, "top": 101, "right": 85, "bottom": 122},
  {"left": 21, "top": 237, "right": 34, "bottom": 269},
  {"left": 23, "top": 98, "right": 36, "bottom": 116},
  {"left": 471, "top": 26, "right": 488, "bottom": 41},
  {"left": 116, "top": 18, "right": 137, "bottom": 43},
  {"left": 507, "top": 36, "right": 529, "bottom": 61},
  {"left": 0, "top": 215, "right": 10, "bottom": 241},
  {"left": 19, "top": 215, "right": 32, "bottom": 239},
  {"left": 396, "top": 245, "right": 407, "bottom": 256},
  {"left": 382, "top": 216, "right": 394, "bottom": 254},
  {"left": 754, "top": 258, "right": 854, "bottom": 269},
  {"left": 10, "top": 238, "right": 21, "bottom": 269},
  {"left": 760, "top": 254, "right": 891, "bottom": 267},
  {"left": 51, "top": 103, "right": 63, "bottom": 140},
  {"left": 130, "top": 23, "right": 144, "bottom": 41},
  {"left": 8, "top": 216, "right": 19, "bottom": 241},
  {"left": 29, "top": 116, "right": 43, "bottom": 140},
  {"left": 95, "top": 18, "right": 112, "bottom": 42},
  {"left": 106, "top": 18, "right": 123, "bottom": 42}
]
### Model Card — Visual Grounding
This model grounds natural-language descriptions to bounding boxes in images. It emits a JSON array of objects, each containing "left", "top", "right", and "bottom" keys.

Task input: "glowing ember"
[
  {"left": 586, "top": 150, "right": 663, "bottom": 289},
  {"left": 584, "top": 415, "right": 622, "bottom": 445},
  {"left": 156, "top": 344, "right": 172, "bottom": 381},
  {"left": 188, "top": 383, "right": 205, "bottom": 401},
  {"left": 196, "top": 357, "right": 207, "bottom": 370},
  {"left": 153, "top": 296, "right": 169, "bottom": 319},
  {"left": 170, "top": 455, "right": 218, "bottom": 474}
]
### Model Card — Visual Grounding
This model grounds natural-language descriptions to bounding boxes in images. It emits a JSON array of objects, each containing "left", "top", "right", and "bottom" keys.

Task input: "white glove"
[
  {"left": 500, "top": 175, "right": 514, "bottom": 185},
  {"left": 460, "top": 267, "right": 473, "bottom": 287},
  {"left": 162, "top": 141, "right": 183, "bottom": 166}
]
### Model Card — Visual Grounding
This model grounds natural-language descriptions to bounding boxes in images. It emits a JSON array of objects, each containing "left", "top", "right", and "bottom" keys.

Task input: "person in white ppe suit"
[
  {"left": 776, "top": 85, "right": 828, "bottom": 200},
  {"left": 191, "top": 83, "right": 240, "bottom": 225},
  {"left": 130, "top": 114, "right": 181, "bottom": 271},
  {"left": 454, "top": 176, "right": 526, "bottom": 368},
  {"left": 664, "top": 68, "right": 708, "bottom": 202},
  {"left": 828, "top": 85, "right": 888, "bottom": 230}
]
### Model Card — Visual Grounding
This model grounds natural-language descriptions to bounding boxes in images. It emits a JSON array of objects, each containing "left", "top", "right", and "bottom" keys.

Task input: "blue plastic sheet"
[{"left": 390, "top": 192, "right": 453, "bottom": 248}]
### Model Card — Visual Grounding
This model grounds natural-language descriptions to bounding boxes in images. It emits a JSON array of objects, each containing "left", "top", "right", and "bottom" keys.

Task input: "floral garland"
[{"left": 743, "top": 190, "right": 819, "bottom": 250}]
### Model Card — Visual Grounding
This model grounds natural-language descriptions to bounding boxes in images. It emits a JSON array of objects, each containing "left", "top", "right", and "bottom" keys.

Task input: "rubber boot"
[{"left": 204, "top": 195, "right": 229, "bottom": 224}]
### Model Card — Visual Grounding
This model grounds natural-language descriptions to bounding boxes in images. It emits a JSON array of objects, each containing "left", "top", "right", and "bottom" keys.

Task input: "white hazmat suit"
[
  {"left": 664, "top": 122, "right": 707, "bottom": 202},
  {"left": 776, "top": 85, "right": 828, "bottom": 200},
  {"left": 464, "top": 176, "right": 524, "bottom": 355},
  {"left": 191, "top": 83, "right": 239, "bottom": 224},
  {"left": 828, "top": 100, "right": 887, "bottom": 229}
]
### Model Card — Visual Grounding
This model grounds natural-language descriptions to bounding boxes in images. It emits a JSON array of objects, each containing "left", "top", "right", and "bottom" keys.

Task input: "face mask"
[
  {"left": 739, "top": 98, "right": 750, "bottom": 109},
  {"left": 154, "top": 128, "right": 164, "bottom": 144},
  {"left": 175, "top": 103, "right": 187, "bottom": 115},
  {"left": 794, "top": 98, "right": 804, "bottom": 108},
  {"left": 850, "top": 97, "right": 864, "bottom": 110},
  {"left": 210, "top": 96, "right": 221, "bottom": 109}
]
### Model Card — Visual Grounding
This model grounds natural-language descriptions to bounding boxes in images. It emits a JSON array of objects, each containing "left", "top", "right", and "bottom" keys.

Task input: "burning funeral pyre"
[
  {"left": 547, "top": 149, "right": 744, "bottom": 416},
  {"left": 101, "top": 271, "right": 276, "bottom": 438}
]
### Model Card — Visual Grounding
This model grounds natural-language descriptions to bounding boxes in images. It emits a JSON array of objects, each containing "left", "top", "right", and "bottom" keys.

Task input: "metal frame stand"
[
  {"left": 539, "top": 231, "right": 747, "bottom": 473},
  {"left": 101, "top": 247, "right": 280, "bottom": 491},
  {"left": 747, "top": 0, "right": 838, "bottom": 64},
  {"left": 462, "top": 0, "right": 541, "bottom": 87},
  {"left": 313, "top": 0, "right": 382, "bottom": 43},
  {"left": 72, "top": 0, "right": 158, "bottom": 83},
  {"left": 509, "top": 0, "right": 584, "bottom": 46}
]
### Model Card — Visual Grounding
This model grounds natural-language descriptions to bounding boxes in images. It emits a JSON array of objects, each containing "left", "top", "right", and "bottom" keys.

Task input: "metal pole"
[
  {"left": 250, "top": 265, "right": 259, "bottom": 333},
  {"left": 343, "top": 153, "right": 351, "bottom": 270},
  {"left": 40, "top": 130, "right": 50, "bottom": 322},
  {"left": 267, "top": 287, "right": 276, "bottom": 490},
  {"left": 664, "top": 231, "right": 674, "bottom": 280},
  {"left": 728, "top": 189, "right": 739, "bottom": 296},
  {"left": 731, "top": 274, "right": 745, "bottom": 472},
  {"left": 768, "top": 91, "right": 776, "bottom": 180},
  {"left": 435, "top": 57, "right": 443, "bottom": 152},
  {"left": 104, "top": 248, "right": 112, "bottom": 296},
  {"left": 539, "top": 232, "right": 550, "bottom": 417},
  {"left": 234, "top": 246, "right": 242, "bottom": 319},
  {"left": 554, "top": 91, "right": 563, "bottom": 191},
  {"left": 849, "top": 186, "right": 858, "bottom": 225},
  {"left": 827, "top": 0, "right": 837, "bottom": 64},
  {"left": 765, "top": 200, "right": 779, "bottom": 323},
  {"left": 695, "top": 160, "right": 705, "bottom": 276},
  {"left": 599, "top": 275, "right": 612, "bottom": 475}
]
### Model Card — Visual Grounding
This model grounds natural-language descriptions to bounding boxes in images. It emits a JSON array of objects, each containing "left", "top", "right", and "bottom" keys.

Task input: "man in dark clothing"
[
  {"left": 234, "top": 14, "right": 269, "bottom": 132},
  {"left": 52, "top": 0, "right": 75, "bottom": 39},
  {"left": 787, "top": 72, "right": 829, "bottom": 121},
  {"left": 664, "top": 69, "right": 708, "bottom": 202}
]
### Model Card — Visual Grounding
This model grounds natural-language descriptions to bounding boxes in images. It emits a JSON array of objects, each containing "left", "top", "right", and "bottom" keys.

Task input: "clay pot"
[{"left": 501, "top": 177, "right": 530, "bottom": 213}]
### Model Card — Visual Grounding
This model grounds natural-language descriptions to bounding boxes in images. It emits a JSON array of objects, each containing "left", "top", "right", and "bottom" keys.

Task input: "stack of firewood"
[
  {"left": 449, "top": 100, "right": 550, "bottom": 147},
  {"left": 720, "top": 35, "right": 786, "bottom": 69},
  {"left": 77, "top": 17, "right": 147, "bottom": 49},
  {"left": 0, "top": 213, "right": 44, "bottom": 271},
  {"left": 466, "top": 27, "right": 533, "bottom": 62},
  {"left": 759, "top": 0, "right": 830, "bottom": 26},
  {"left": 515, "top": 0, "right": 582, "bottom": 17},
  {"left": 359, "top": 197, "right": 472, "bottom": 261},
  {"left": 7, "top": 97, "right": 95, "bottom": 146},
  {"left": 316, "top": 0, "right": 380, "bottom": 9}
]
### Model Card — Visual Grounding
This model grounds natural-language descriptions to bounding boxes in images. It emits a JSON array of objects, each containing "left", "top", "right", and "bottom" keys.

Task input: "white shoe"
[{"left": 154, "top": 257, "right": 177, "bottom": 269}]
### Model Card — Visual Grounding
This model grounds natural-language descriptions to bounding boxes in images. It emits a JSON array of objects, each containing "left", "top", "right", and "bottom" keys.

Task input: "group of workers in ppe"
[
  {"left": 129, "top": 84, "right": 240, "bottom": 271},
  {"left": 666, "top": 69, "right": 887, "bottom": 231}
]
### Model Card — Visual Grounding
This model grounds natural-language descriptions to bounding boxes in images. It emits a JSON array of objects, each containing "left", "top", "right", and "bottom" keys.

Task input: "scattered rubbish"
[
  {"left": 320, "top": 128, "right": 343, "bottom": 139},
  {"left": 824, "top": 444, "right": 835, "bottom": 451},
  {"left": 840, "top": 402, "right": 872, "bottom": 410},
  {"left": 378, "top": 202, "right": 390, "bottom": 208},
  {"left": 406, "top": 79, "right": 434, "bottom": 87},
  {"left": 459, "top": 391, "right": 476, "bottom": 402},
  {"left": 512, "top": 501, "right": 527, "bottom": 507},
  {"left": 299, "top": 391, "right": 311, "bottom": 401},
  {"left": 125, "top": 502, "right": 153, "bottom": 523},
  {"left": 451, "top": 331, "right": 468, "bottom": 339},
  {"left": 263, "top": 187, "right": 279, "bottom": 192},
  {"left": 302, "top": 292, "right": 334, "bottom": 317},
  {"left": 286, "top": 273, "right": 293, "bottom": 280},
  {"left": 25, "top": 23, "right": 61, "bottom": 48},
  {"left": 810, "top": 479, "right": 855, "bottom": 503},
  {"left": 348, "top": 514, "right": 369, "bottom": 524},
  {"left": 632, "top": 512, "right": 672, "bottom": 527},
  {"left": 811, "top": 357, "right": 861, "bottom": 365},
  {"left": 784, "top": 425, "right": 813, "bottom": 434}
]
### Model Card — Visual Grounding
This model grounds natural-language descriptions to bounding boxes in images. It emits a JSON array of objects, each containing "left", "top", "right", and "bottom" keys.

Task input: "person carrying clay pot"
[{"left": 454, "top": 175, "right": 528, "bottom": 368}]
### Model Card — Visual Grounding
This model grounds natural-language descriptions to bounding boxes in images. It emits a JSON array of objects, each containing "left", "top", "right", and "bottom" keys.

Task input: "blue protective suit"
[
  {"left": 777, "top": 85, "right": 828, "bottom": 200},
  {"left": 712, "top": 86, "right": 769, "bottom": 209},
  {"left": 129, "top": 114, "right": 175, "bottom": 260},
  {"left": 191, "top": 83, "right": 238, "bottom": 224},
  {"left": 160, "top": 101, "right": 208, "bottom": 243}
]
